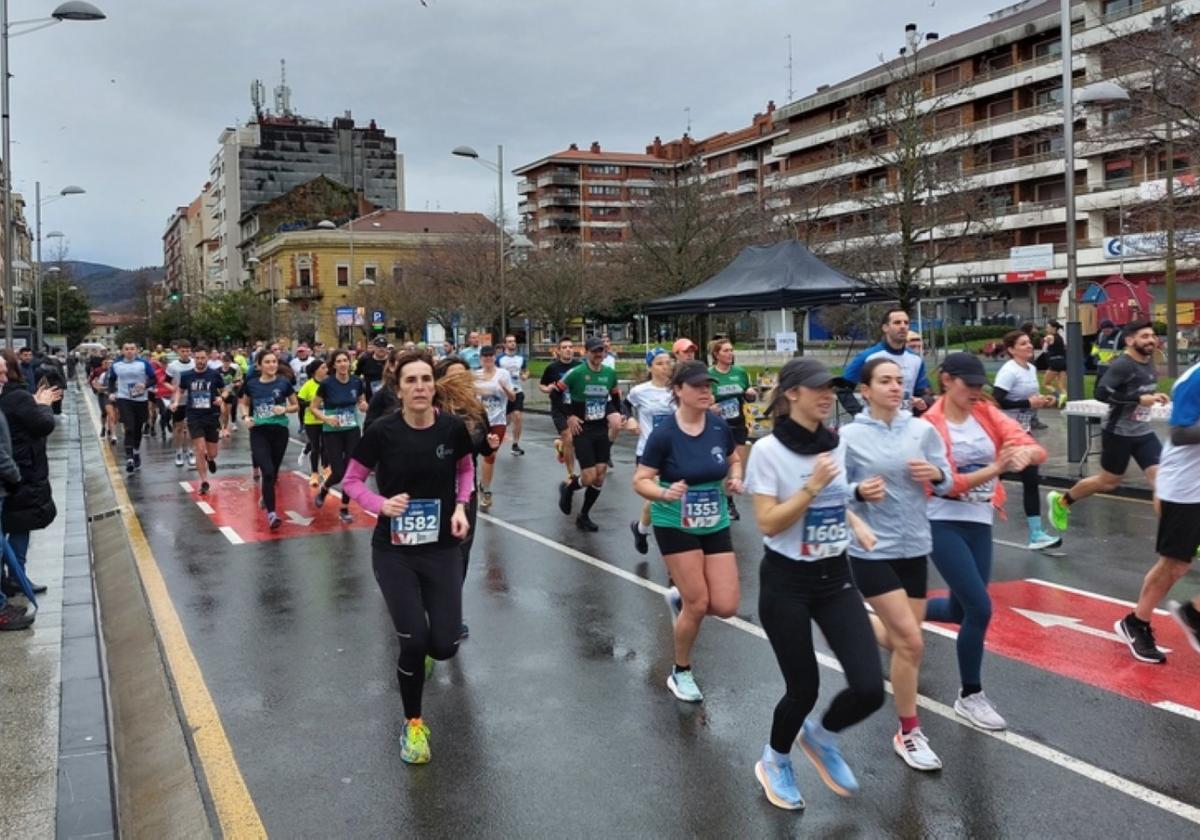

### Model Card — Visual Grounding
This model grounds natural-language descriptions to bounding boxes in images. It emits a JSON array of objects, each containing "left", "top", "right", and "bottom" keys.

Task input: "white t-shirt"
[
  {"left": 290, "top": 356, "right": 311, "bottom": 386},
  {"left": 497, "top": 353, "right": 526, "bottom": 394},
  {"left": 626, "top": 381, "right": 674, "bottom": 456},
  {"left": 206, "top": 358, "right": 223, "bottom": 372},
  {"left": 993, "top": 360, "right": 1040, "bottom": 431},
  {"left": 166, "top": 359, "right": 190, "bottom": 388},
  {"left": 744, "top": 435, "right": 851, "bottom": 562},
  {"left": 927, "top": 416, "right": 996, "bottom": 525},
  {"left": 602, "top": 353, "right": 617, "bottom": 370},
  {"left": 1156, "top": 362, "right": 1200, "bottom": 504},
  {"left": 474, "top": 368, "right": 514, "bottom": 427}
]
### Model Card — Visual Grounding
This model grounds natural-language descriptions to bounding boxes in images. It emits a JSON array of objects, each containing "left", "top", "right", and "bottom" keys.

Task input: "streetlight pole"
[
  {"left": 1061, "top": 0, "right": 1086, "bottom": 463},
  {"left": 452, "top": 144, "right": 507, "bottom": 338}
]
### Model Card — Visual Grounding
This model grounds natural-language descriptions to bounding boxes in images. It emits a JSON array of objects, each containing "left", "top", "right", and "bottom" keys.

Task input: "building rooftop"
[
  {"left": 334, "top": 209, "right": 496, "bottom": 235},
  {"left": 513, "top": 142, "right": 671, "bottom": 175}
]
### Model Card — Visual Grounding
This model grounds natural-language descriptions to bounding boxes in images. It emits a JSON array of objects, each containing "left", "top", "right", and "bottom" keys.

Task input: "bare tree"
[
  {"left": 410, "top": 233, "right": 501, "bottom": 336},
  {"left": 512, "top": 245, "right": 595, "bottom": 338}
]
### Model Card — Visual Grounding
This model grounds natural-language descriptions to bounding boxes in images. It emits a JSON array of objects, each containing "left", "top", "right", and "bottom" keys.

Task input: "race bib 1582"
[{"left": 391, "top": 499, "right": 441, "bottom": 546}]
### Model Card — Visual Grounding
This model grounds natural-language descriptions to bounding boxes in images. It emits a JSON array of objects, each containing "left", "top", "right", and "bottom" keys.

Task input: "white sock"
[{"left": 636, "top": 521, "right": 650, "bottom": 535}]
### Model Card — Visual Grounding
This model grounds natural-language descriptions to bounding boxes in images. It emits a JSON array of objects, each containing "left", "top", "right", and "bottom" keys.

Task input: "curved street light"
[{"left": 452, "top": 143, "right": 507, "bottom": 338}]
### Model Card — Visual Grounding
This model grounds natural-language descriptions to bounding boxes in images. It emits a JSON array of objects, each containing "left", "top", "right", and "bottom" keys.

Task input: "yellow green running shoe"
[
  {"left": 425, "top": 655, "right": 435, "bottom": 679},
  {"left": 400, "top": 719, "right": 431, "bottom": 764},
  {"left": 1046, "top": 490, "right": 1070, "bottom": 533}
]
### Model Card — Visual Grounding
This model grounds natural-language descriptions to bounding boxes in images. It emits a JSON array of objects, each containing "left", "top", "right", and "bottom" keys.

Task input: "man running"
[
  {"left": 166, "top": 341, "right": 195, "bottom": 468},
  {"left": 672, "top": 338, "right": 697, "bottom": 363},
  {"left": 539, "top": 337, "right": 580, "bottom": 489},
  {"left": 356, "top": 336, "right": 391, "bottom": 399},
  {"left": 554, "top": 337, "right": 621, "bottom": 531},
  {"left": 1114, "top": 359, "right": 1200, "bottom": 663},
  {"left": 497, "top": 334, "right": 528, "bottom": 456},
  {"left": 107, "top": 342, "right": 156, "bottom": 473},
  {"left": 841, "top": 308, "right": 932, "bottom": 415},
  {"left": 174, "top": 346, "right": 226, "bottom": 495},
  {"left": 460, "top": 331, "right": 482, "bottom": 370},
  {"left": 1048, "top": 319, "right": 1167, "bottom": 531},
  {"left": 290, "top": 343, "right": 313, "bottom": 433}
]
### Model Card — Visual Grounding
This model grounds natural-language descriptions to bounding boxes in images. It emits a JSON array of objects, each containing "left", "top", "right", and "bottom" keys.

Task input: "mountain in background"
[{"left": 61, "top": 261, "right": 163, "bottom": 311}]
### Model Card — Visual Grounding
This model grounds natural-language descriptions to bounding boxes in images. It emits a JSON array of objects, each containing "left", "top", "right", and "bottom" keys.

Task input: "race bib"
[
  {"left": 681, "top": 487, "right": 722, "bottom": 529},
  {"left": 718, "top": 398, "right": 740, "bottom": 420},
  {"left": 253, "top": 401, "right": 276, "bottom": 420},
  {"left": 191, "top": 393, "right": 211, "bottom": 410},
  {"left": 585, "top": 399, "right": 606, "bottom": 421},
  {"left": 1132, "top": 405, "right": 1151, "bottom": 422},
  {"left": 390, "top": 499, "right": 441, "bottom": 546},
  {"left": 801, "top": 505, "right": 849, "bottom": 559},
  {"left": 327, "top": 407, "right": 358, "bottom": 429},
  {"left": 482, "top": 394, "right": 504, "bottom": 412},
  {"left": 128, "top": 382, "right": 144, "bottom": 397},
  {"left": 1016, "top": 409, "right": 1034, "bottom": 432},
  {"left": 957, "top": 464, "right": 994, "bottom": 504}
]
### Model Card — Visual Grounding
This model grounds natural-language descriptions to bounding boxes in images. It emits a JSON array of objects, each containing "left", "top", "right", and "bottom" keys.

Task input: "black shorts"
[
  {"left": 187, "top": 415, "right": 221, "bottom": 443},
  {"left": 551, "top": 408, "right": 570, "bottom": 433},
  {"left": 849, "top": 555, "right": 928, "bottom": 599},
  {"left": 573, "top": 424, "right": 612, "bottom": 469},
  {"left": 172, "top": 405, "right": 187, "bottom": 423},
  {"left": 1100, "top": 430, "right": 1161, "bottom": 475},
  {"left": 1046, "top": 357, "right": 1067, "bottom": 372},
  {"left": 506, "top": 392, "right": 525, "bottom": 414},
  {"left": 729, "top": 423, "right": 748, "bottom": 446},
  {"left": 1157, "top": 500, "right": 1200, "bottom": 562},
  {"left": 605, "top": 397, "right": 621, "bottom": 417},
  {"left": 653, "top": 525, "right": 734, "bottom": 557}
]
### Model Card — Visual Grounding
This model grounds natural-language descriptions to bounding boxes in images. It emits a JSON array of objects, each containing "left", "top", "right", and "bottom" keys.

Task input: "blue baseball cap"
[{"left": 645, "top": 347, "right": 668, "bottom": 366}]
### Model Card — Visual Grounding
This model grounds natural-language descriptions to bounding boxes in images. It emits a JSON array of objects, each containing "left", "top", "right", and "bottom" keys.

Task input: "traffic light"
[{"left": 168, "top": 289, "right": 181, "bottom": 304}]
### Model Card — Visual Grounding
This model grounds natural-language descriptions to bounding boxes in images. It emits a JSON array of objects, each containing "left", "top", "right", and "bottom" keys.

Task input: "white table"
[{"left": 1062, "top": 399, "right": 1171, "bottom": 475}]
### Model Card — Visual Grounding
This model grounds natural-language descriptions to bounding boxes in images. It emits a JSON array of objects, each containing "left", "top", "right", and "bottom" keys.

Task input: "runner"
[
  {"left": 173, "top": 346, "right": 226, "bottom": 495},
  {"left": 601, "top": 335, "right": 621, "bottom": 469},
  {"left": 841, "top": 308, "right": 932, "bottom": 414},
  {"left": 841, "top": 356, "right": 953, "bottom": 771},
  {"left": 151, "top": 355, "right": 174, "bottom": 441},
  {"left": 496, "top": 334, "right": 528, "bottom": 456},
  {"left": 356, "top": 336, "right": 391, "bottom": 399},
  {"left": 624, "top": 348, "right": 674, "bottom": 555},
  {"left": 217, "top": 353, "right": 243, "bottom": 438},
  {"left": 538, "top": 337, "right": 580, "bottom": 492},
  {"left": 744, "top": 357, "right": 884, "bottom": 810},
  {"left": 166, "top": 342, "right": 195, "bottom": 468},
  {"left": 1047, "top": 320, "right": 1167, "bottom": 531},
  {"left": 364, "top": 349, "right": 400, "bottom": 429},
  {"left": 924, "top": 353, "right": 1045, "bottom": 731},
  {"left": 341, "top": 350, "right": 474, "bottom": 765},
  {"left": 289, "top": 343, "right": 313, "bottom": 434},
  {"left": 310, "top": 349, "right": 369, "bottom": 524},
  {"left": 107, "top": 342, "right": 157, "bottom": 473},
  {"left": 296, "top": 358, "right": 328, "bottom": 486},
  {"left": 90, "top": 357, "right": 117, "bottom": 443},
  {"left": 460, "top": 331, "right": 483, "bottom": 370},
  {"left": 633, "top": 360, "right": 741, "bottom": 703},
  {"left": 473, "top": 346, "right": 515, "bottom": 510},
  {"left": 1040, "top": 320, "right": 1068, "bottom": 405},
  {"left": 671, "top": 338, "right": 697, "bottom": 363},
  {"left": 241, "top": 349, "right": 299, "bottom": 530},
  {"left": 992, "top": 330, "right": 1062, "bottom": 550},
  {"left": 555, "top": 337, "right": 621, "bottom": 530},
  {"left": 708, "top": 338, "right": 757, "bottom": 521}
]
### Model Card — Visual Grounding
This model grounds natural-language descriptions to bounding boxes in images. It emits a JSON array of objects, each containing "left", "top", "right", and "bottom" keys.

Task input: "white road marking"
[
  {"left": 218, "top": 526, "right": 244, "bottom": 545},
  {"left": 196, "top": 501, "right": 215, "bottom": 515},
  {"left": 1154, "top": 701, "right": 1200, "bottom": 722},
  {"left": 285, "top": 510, "right": 313, "bottom": 526},
  {"left": 1027, "top": 577, "right": 1169, "bottom": 616},
  {"left": 479, "top": 513, "right": 1200, "bottom": 827},
  {"left": 1012, "top": 606, "right": 1171, "bottom": 653},
  {"left": 179, "top": 481, "right": 193, "bottom": 493}
]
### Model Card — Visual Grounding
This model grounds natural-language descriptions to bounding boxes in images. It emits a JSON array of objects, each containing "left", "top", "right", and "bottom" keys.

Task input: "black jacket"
[{"left": 0, "top": 382, "right": 57, "bottom": 532}]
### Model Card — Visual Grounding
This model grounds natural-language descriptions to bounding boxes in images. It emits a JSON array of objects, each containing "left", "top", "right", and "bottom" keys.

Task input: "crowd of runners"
[{"left": 78, "top": 307, "right": 1200, "bottom": 813}]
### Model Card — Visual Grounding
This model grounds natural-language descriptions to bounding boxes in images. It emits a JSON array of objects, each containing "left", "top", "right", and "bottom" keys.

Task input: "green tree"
[{"left": 42, "top": 277, "right": 92, "bottom": 347}]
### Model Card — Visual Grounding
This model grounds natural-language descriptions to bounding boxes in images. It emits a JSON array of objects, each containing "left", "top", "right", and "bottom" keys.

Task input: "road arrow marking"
[
  {"left": 285, "top": 510, "right": 313, "bottom": 526},
  {"left": 1012, "top": 607, "right": 1171, "bottom": 653}
]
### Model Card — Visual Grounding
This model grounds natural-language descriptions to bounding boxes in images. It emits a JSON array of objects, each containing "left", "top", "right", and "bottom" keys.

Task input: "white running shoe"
[
  {"left": 954, "top": 691, "right": 1006, "bottom": 731},
  {"left": 666, "top": 669, "right": 703, "bottom": 703},
  {"left": 187, "top": 452, "right": 196, "bottom": 468},
  {"left": 174, "top": 451, "right": 185, "bottom": 468},
  {"left": 1026, "top": 533, "right": 1062, "bottom": 551},
  {"left": 893, "top": 726, "right": 943, "bottom": 771}
]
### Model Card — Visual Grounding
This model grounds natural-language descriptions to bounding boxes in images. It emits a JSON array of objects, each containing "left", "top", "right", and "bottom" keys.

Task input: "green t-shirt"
[
  {"left": 709, "top": 365, "right": 751, "bottom": 425},
  {"left": 561, "top": 363, "right": 618, "bottom": 425},
  {"left": 298, "top": 378, "right": 321, "bottom": 425}
]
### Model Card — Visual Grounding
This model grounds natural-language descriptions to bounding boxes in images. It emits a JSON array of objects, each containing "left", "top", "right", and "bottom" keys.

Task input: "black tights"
[
  {"left": 459, "top": 491, "right": 479, "bottom": 579},
  {"left": 250, "top": 425, "right": 289, "bottom": 512},
  {"left": 304, "top": 424, "right": 324, "bottom": 473},
  {"left": 759, "top": 550, "right": 885, "bottom": 754},
  {"left": 117, "top": 400, "right": 148, "bottom": 457},
  {"left": 372, "top": 544, "right": 463, "bottom": 719},
  {"left": 1019, "top": 463, "right": 1040, "bottom": 518},
  {"left": 321, "top": 428, "right": 360, "bottom": 500}
]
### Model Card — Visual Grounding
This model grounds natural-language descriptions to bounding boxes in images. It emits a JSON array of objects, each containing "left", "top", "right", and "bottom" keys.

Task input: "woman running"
[
  {"left": 310, "top": 348, "right": 368, "bottom": 524},
  {"left": 296, "top": 359, "right": 327, "bottom": 487},
  {"left": 91, "top": 357, "right": 116, "bottom": 443},
  {"left": 364, "top": 349, "right": 400, "bottom": 430},
  {"left": 841, "top": 357, "right": 952, "bottom": 772},
  {"left": 992, "top": 330, "right": 1062, "bottom": 550},
  {"left": 1040, "top": 320, "right": 1068, "bottom": 405},
  {"left": 472, "top": 345, "right": 515, "bottom": 511},
  {"left": 632, "top": 360, "right": 742, "bottom": 704},
  {"left": 625, "top": 348, "right": 675, "bottom": 555},
  {"left": 240, "top": 349, "right": 299, "bottom": 530},
  {"left": 708, "top": 338, "right": 757, "bottom": 520},
  {"left": 744, "top": 357, "right": 883, "bottom": 811},
  {"left": 342, "top": 350, "right": 474, "bottom": 765},
  {"left": 924, "top": 352, "right": 1045, "bottom": 731}
]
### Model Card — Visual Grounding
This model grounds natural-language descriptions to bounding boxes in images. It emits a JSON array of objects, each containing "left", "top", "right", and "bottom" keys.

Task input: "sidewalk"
[{"left": 0, "top": 388, "right": 116, "bottom": 838}]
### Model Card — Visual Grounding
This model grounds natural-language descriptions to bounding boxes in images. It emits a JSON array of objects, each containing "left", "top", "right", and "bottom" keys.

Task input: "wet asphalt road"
[{"left": 113, "top": 414, "right": 1200, "bottom": 838}]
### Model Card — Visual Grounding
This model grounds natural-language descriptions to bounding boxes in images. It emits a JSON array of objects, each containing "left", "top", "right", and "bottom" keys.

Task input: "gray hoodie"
[
  {"left": 841, "top": 408, "right": 953, "bottom": 561},
  {"left": 0, "top": 409, "right": 24, "bottom": 496}
]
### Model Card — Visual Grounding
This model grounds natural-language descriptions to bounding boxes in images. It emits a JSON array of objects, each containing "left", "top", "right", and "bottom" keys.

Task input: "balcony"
[
  {"left": 517, "top": 179, "right": 535, "bottom": 195},
  {"left": 537, "top": 172, "right": 581, "bottom": 188},
  {"left": 538, "top": 212, "right": 581, "bottom": 229},
  {"left": 538, "top": 189, "right": 582, "bottom": 208},
  {"left": 286, "top": 285, "right": 323, "bottom": 301}
]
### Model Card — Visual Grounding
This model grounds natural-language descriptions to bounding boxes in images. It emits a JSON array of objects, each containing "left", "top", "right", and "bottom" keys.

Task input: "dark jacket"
[
  {"left": 0, "top": 411, "right": 24, "bottom": 498},
  {"left": 0, "top": 382, "right": 57, "bottom": 532}
]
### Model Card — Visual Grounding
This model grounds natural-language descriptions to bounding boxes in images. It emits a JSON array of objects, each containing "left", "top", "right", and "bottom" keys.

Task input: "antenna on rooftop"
[
  {"left": 786, "top": 34, "right": 794, "bottom": 102},
  {"left": 250, "top": 79, "right": 266, "bottom": 116},
  {"left": 274, "top": 59, "right": 293, "bottom": 116},
  {"left": 684, "top": 106, "right": 692, "bottom": 135}
]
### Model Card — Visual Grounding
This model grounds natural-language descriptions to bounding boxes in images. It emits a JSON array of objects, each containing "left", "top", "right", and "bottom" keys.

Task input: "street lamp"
[
  {"left": 37, "top": 213, "right": 77, "bottom": 349},
  {"left": 452, "top": 143, "right": 507, "bottom": 338},
  {"left": 1061, "top": 0, "right": 1131, "bottom": 462},
  {"left": 1, "top": 2, "right": 104, "bottom": 347}
]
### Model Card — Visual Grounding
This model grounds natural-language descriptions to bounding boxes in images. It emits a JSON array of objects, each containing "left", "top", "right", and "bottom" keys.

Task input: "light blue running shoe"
[
  {"left": 666, "top": 669, "right": 703, "bottom": 703},
  {"left": 798, "top": 719, "right": 859, "bottom": 797},
  {"left": 755, "top": 745, "right": 804, "bottom": 810}
]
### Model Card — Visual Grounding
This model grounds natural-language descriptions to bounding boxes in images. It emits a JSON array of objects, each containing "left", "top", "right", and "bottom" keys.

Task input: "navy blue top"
[
  {"left": 178, "top": 368, "right": 226, "bottom": 418},
  {"left": 316, "top": 375, "right": 365, "bottom": 408},
  {"left": 239, "top": 376, "right": 295, "bottom": 427},
  {"left": 640, "top": 413, "right": 735, "bottom": 485}
]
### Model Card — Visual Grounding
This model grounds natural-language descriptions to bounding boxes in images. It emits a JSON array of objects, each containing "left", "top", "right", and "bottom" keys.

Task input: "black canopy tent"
[{"left": 643, "top": 240, "right": 885, "bottom": 315}]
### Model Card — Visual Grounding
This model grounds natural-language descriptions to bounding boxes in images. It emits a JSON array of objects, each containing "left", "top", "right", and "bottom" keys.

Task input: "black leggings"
[
  {"left": 459, "top": 490, "right": 479, "bottom": 579},
  {"left": 304, "top": 424, "right": 324, "bottom": 473},
  {"left": 250, "top": 425, "right": 289, "bottom": 512},
  {"left": 1018, "top": 464, "right": 1040, "bottom": 518},
  {"left": 117, "top": 400, "right": 148, "bottom": 456},
  {"left": 372, "top": 544, "right": 463, "bottom": 719},
  {"left": 321, "top": 428, "right": 360, "bottom": 499},
  {"left": 759, "top": 549, "right": 885, "bottom": 754}
]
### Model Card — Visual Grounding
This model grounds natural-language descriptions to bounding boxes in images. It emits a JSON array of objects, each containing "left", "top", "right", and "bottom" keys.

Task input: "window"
[
  {"left": 591, "top": 207, "right": 621, "bottom": 217},
  {"left": 629, "top": 186, "right": 652, "bottom": 197},
  {"left": 1105, "top": 158, "right": 1134, "bottom": 187},
  {"left": 1035, "top": 181, "right": 1065, "bottom": 202},
  {"left": 833, "top": 104, "right": 849, "bottom": 121},
  {"left": 1035, "top": 135, "right": 1065, "bottom": 155},
  {"left": 935, "top": 109, "right": 962, "bottom": 131},
  {"left": 1033, "top": 39, "right": 1061, "bottom": 59},
  {"left": 589, "top": 185, "right": 620, "bottom": 197},
  {"left": 364, "top": 265, "right": 378, "bottom": 282},
  {"left": 1103, "top": 0, "right": 1142, "bottom": 17},
  {"left": 987, "top": 98, "right": 1015, "bottom": 118},
  {"left": 299, "top": 267, "right": 312, "bottom": 287},
  {"left": 336, "top": 264, "right": 349, "bottom": 287},
  {"left": 1035, "top": 86, "right": 1063, "bottom": 106},
  {"left": 1102, "top": 105, "right": 1133, "bottom": 129},
  {"left": 588, "top": 164, "right": 621, "bottom": 176},
  {"left": 392, "top": 263, "right": 404, "bottom": 283},
  {"left": 1156, "top": 152, "right": 1190, "bottom": 177},
  {"left": 868, "top": 93, "right": 886, "bottom": 114},
  {"left": 934, "top": 66, "right": 961, "bottom": 90}
]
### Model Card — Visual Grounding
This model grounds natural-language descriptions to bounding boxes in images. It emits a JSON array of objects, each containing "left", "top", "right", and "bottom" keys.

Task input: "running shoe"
[
  {"left": 1057, "top": 392, "right": 1068, "bottom": 408},
  {"left": 199, "top": 481, "right": 210, "bottom": 496},
  {"left": 133, "top": 453, "right": 142, "bottom": 471},
  {"left": 207, "top": 458, "right": 217, "bottom": 473},
  {"left": 511, "top": 443, "right": 525, "bottom": 456},
  {"left": 630, "top": 520, "right": 649, "bottom": 555},
  {"left": 310, "top": 472, "right": 321, "bottom": 487},
  {"left": 268, "top": 512, "right": 281, "bottom": 531},
  {"left": 893, "top": 726, "right": 942, "bottom": 771},
  {"left": 0, "top": 603, "right": 34, "bottom": 631},
  {"left": 554, "top": 438, "right": 564, "bottom": 463},
  {"left": 339, "top": 508, "right": 354, "bottom": 525},
  {"left": 798, "top": 719, "right": 859, "bottom": 797},
  {"left": 175, "top": 451, "right": 184, "bottom": 468},
  {"left": 425, "top": 655, "right": 435, "bottom": 679},
  {"left": 109, "top": 435, "right": 117, "bottom": 445},
  {"left": 954, "top": 691, "right": 1008, "bottom": 730},
  {"left": 229, "top": 421, "right": 238, "bottom": 431},
  {"left": 558, "top": 481, "right": 574, "bottom": 515},
  {"left": 1026, "top": 533, "right": 1062, "bottom": 551},
  {"left": 480, "top": 490, "right": 493, "bottom": 511},
  {"left": 666, "top": 669, "right": 703, "bottom": 703},
  {"left": 1114, "top": 614, "right": 1166, "bottom": 664},
  {"left": 576, "top": 514, "right": 599, "bottom": 532},
  {"left": 755, "top": 746, "right": 805, "bottom": 810},
  {"left": 728, "top": 497, "right": 740, "bottom": 521},
  {"left": 297, "top": 448, "right": 308, "bottom": 467},
  {"left": 1168, "top": 600, "right": 1200, "bottom": 655},
  {"left": 663, "top": 585, "right": 683, "bottom": 621},
  {"left": 125, "top": 458, "right": 135, "bottom": 474},
  {"left": 315, "top": 487, "right": 328, "bottom": 508},
  {"left": 187, "top": 452, "right": 196, "bottom": 469},
  {"left": 1046, "top": 490, "right": 1070, "bottom": 532},
  {"left": 458, "top": 623, "right": 469, "bottom": 641},
  {"left": 399, "top": 719, "right": 431, "bottom": 765}
]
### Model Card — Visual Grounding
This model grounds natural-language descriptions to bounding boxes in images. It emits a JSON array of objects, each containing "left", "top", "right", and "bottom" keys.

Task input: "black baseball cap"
[
  {"left": 372, "top": 336, "right": 388, "bottom": 347},
  {"left": 941, "top": 352, "right": 988, "bottom": 386},
  {"left": 585, "top": 337, "right": 605, "bottom": 352},
  {"left": 777, "top": 357, "right": 847, "bottom": 391},
  {"left": 671, "top": 360, "right": 718, "bottom": 387},
  {"left": 480, "top": 344, "right": 496, "bottom": 356}
]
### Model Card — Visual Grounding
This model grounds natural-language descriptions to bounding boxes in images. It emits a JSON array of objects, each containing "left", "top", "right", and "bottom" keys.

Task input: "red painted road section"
[
  {"left": 931, "top": 580, "right": 1200, "bottom": 713},
  {"left": 180, "top": 471, "right": 375, "bottom": 543}
]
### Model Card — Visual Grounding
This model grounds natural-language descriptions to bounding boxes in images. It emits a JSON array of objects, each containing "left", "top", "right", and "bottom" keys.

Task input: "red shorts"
[{"left": 483, "top": 424, "right": 507, "bottom": 464}]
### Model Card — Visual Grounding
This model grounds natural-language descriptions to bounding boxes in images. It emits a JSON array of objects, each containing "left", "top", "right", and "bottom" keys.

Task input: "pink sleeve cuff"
[
  {"left": 456, "top": 454, "right": 475, "bottom": 504},
  {"left": 342, "top": 459, "right": 386, "bottom": 515}
]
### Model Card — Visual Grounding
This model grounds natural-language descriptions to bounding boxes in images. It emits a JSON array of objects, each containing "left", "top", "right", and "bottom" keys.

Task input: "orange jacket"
[{"left": 922, "top": 398, "right": 1046, "bottom": 519}]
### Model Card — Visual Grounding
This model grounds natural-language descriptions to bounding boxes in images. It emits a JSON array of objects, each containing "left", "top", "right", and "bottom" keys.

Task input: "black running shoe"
[
  {"left": 559, "top": 481, "right": 575, "bottom": 515},
  {"left": 1168, "top": 600, "right": 1200, "bottom": 655},
  {"left": 207, "top": 458, "right": 217, "bottom": 473},
  {"left": 315, "top": 487, "right": 328, "bottom": 509},
  {"left": 512, "top": 443, "right": 525, "bottom": 456},
  {"left": 630, "top": 520, "right": 649, "bottom": 555},
  {"left": 125, "top": 458, "right": 135, "bottom": 474},
  {"left": 728, "top": 497, "right": 741, "bottom": 521},
  {"left": 199, "top": 481, "right": 210, "bottom": 496},
  {"left": 0, "top": 603, "right": 33, "bottom": 631},
  {"left": 133, "top": 453, "right": 142, "bottom": 471},
  {"left": 576, "top": 514, "right": 599, "bottom": 532},
  {"left": 1115, "top": 614, "right": 1166, "bottom": 664}
]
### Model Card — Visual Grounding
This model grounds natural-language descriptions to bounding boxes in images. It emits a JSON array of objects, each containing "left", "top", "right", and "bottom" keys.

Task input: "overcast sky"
[{"left": 13, "top": 0, "right": 1012, "bottom": 270}]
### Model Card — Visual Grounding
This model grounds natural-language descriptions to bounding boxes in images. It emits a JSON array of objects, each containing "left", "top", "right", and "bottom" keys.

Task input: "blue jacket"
[
  {"left": 843, "top": 342, "right": 930, "bottom": 397},
  {"left": 840, "top": 408, "right": 952, "bottom": 561}
]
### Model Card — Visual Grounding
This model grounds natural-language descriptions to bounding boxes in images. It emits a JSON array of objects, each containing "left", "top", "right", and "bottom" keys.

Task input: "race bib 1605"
[{"left": 801, "top": 505, "right": 848, "bottom": 558}]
